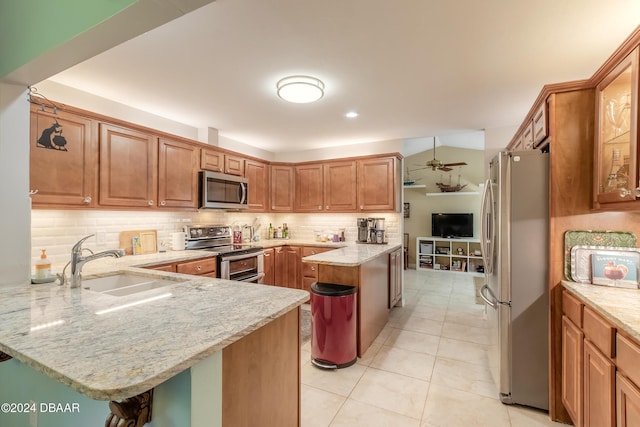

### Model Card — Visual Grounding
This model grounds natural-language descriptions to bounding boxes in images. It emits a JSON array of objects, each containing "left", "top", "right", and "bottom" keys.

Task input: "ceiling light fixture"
[
  {"left": 345, "top": 111, "right": 359, "bottom": 118},
  {"left": 276, "top": 75, "right": 325, "bottom": 103}
]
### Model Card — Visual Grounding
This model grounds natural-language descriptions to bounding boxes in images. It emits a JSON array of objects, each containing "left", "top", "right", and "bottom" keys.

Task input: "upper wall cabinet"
[
  {"left": 294, "top": 160, "right": 357, "bottom": 212},
  {"left": 594, "top": 47, "right": 639, "bottom": 208},
  {"left": 357, "top": 157, "right": 398, "bottom": 211},
  {"left": 99, "top": 123, "right": 158, "bottom": 208},
  {"left": 245, "top": 159, "right": 269, "bottom": 212},
  {"left": 201, "top": 148, "right": 245, "bottom": 176},
  {"left": 270, "top": 165, "right": 295, "bottom": 212},
  {"left": 158, "top": 137, "right": 199, "bottom": 209},
  {"left": 507, "top": 99, "right": 549, "bottom": 151},
  {"left": 30, "top": 107, "right": 98, "bottom": 207}
]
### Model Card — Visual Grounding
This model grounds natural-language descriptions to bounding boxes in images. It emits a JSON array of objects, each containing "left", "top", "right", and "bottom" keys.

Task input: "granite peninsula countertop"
[
  {"left": 0, "top": 250, "right": 309, "bottom": 401},
  {"left": 563, "top": 281, "right": 640, "bottom": 342}
]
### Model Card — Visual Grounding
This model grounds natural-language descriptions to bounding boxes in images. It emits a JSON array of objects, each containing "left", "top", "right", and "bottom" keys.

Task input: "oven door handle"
[
  {"left": 221, "top": 250, "right": 264, "bottom": 262},
  {"left": 237, "top": 272, "right": 265, "bottom": 283}
]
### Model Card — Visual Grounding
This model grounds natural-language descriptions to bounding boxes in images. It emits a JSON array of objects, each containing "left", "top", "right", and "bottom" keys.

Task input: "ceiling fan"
[{"left": 412, "top": 137, "right": 467, "bottom": 172}]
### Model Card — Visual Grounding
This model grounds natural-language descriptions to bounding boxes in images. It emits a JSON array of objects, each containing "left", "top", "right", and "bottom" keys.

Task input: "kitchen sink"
[{"left": 82, "top": 272, "right": 184, "bottom": 297}]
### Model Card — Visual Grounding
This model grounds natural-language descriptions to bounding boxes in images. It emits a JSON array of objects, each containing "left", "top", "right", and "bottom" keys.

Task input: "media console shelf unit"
[{"left": 416, "top": 236, "right": 484, "bottom": 275}]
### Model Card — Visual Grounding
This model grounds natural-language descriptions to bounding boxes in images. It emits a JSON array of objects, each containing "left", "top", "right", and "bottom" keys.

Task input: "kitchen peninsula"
[{"left": 0, "top": 250, "right": 308, "bottom": 427}]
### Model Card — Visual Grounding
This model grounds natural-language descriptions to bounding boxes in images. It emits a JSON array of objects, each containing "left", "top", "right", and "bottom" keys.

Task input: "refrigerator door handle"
[
  {"left": 480, "top": 284, "right": 498, "bottom": 309},
  {"left": 480, "top": 178, "right": 494, "bottom": 274}
]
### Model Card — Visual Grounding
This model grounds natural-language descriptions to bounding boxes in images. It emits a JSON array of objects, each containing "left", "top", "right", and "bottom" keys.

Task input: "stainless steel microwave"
[{"left": 200, "top": 171, "right": 248, "bottom": 210}]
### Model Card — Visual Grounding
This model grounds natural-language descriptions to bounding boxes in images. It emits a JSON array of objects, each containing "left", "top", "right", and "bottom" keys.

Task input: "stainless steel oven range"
[{"left": 184, "top": 225, "right": 264, "bottom": 283}]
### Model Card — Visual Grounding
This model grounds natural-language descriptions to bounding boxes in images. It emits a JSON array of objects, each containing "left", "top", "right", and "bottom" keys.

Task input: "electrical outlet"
[{"left": 96, "top": 230, "right": 107, "bottom": 245}]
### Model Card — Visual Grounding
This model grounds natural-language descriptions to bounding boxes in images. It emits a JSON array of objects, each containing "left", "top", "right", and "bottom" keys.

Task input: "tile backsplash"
[{"left": 31, "top": 210, "right": 401, "bottom": 270}]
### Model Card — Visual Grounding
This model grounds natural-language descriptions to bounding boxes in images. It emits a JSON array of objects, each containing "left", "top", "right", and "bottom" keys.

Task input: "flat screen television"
[{"left": 432, "top": 213, "right": 473, "bottom": 238}]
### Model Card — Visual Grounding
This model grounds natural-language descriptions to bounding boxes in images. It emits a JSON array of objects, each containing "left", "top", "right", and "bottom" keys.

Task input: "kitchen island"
[
  {"left": 301, "top": 240, "right": 402, "bottom": 356},
  {"left": 0, "top": 251, "right": 308, "bottom": 427}
]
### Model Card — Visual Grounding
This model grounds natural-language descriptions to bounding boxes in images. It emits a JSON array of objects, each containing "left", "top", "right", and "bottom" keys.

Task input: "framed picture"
[
  {"left": 591, "top": 251, "right": 640, "bottom": 288},
  {"left": 403, "top": 202, "right": 410, "bottom": 218}
]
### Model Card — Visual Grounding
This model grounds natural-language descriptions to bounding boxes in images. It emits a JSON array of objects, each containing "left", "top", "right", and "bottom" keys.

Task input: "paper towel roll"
[{"left": 171, "top": 232, "right": 186, "bottom": 251}]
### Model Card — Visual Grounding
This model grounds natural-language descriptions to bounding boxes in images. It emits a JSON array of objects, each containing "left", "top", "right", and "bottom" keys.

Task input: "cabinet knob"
[
  {"left": 148, "top": 200, "right": 154, "bottom": 206},
  {"left": 318, "top": 206, "right": 322, "bottom": 210},
  {"left": 29, "top": 189, "right": 39, "bottom": 195},
  {"left": 160, "top": 201, "right": 166, "bottom": 206},
  {"left": 311, "top": 266, "right": 316, "bottom": 271},
  {"left": 83, "top": 196, "right": 92, "bottom": 203},
  {"left": 196, "top": 265, "right": 202, "bottom": 271},
  {"left": 360, "top": 206, "right": 364, "bottom": 210},
  {"left": 325, "top": 205, "right": 329, "bottom": 210}
]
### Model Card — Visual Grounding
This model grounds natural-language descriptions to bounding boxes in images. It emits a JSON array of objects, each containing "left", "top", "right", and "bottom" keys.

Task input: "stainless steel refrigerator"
[{"left": 480, "top": 150, "right": 549, "bottom": 410}]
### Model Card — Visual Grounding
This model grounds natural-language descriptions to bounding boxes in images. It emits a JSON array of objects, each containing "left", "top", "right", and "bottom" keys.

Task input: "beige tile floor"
[{"left": 300, "top": 269, "right": 566, "bottom": 427}]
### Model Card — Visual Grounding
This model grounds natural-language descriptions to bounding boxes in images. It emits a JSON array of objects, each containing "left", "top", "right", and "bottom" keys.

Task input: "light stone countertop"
[
  {"left": 0, "top": 250, "right": 309, "bottom": 401},
  {"left": 562, "top": 281, "right": 640, "bottom": 342},
  {"left": 234, "top": 238, "right": 402, "bottom": 267}
]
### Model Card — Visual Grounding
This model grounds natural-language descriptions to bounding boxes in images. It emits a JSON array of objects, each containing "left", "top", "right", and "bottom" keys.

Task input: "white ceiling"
[{"left": 46, "top": 0, "right": 640, "bottom": 153}]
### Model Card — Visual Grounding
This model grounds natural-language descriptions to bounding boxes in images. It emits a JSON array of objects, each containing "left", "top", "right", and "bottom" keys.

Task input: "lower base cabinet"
[
  {"left": 222, "top": 307, "right": 300, "bottom": 426},
  {"left": 584, "top": 339, "right": 615, "bottom": 427},
  {"left": 562, "top": 289, "right": 640, "bottom": 427},
  {"left": 144, "top": 256, "right": 216, "bottom": 277},
  {"left": 617, "top": 372, "right": 640, "bottom": 426},
  {"left": 562, "top": 315, "right": 584, "bottom": 426}
]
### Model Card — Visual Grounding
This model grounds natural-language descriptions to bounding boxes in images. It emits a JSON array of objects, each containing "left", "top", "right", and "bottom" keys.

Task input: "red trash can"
[{"left": 310, "top": 282, "right": 357, "bottom": 369}]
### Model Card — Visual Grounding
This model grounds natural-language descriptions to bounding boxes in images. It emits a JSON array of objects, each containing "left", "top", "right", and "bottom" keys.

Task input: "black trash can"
[{"left": 310, "top": 282, "right": 357, "bottom": 369}]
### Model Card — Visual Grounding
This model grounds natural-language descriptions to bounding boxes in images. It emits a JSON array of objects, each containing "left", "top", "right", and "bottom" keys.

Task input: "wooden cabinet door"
[
  {"left": 270, "top": 165, "right": 294, "bottom": 212},
  {"left": 584, "top": 339, "right": 615, "bottom": 427},
  {"left": 532, "top": 102, "right": 548, "bottom": 147},
  {"left": 562, "top": 315, "right": 584, "bottom": 426},
  {"left": 224, "top": 154, "right": 245, "bottom": 176},
  {"left": 158, "top": 137, "right": 199, "bottom": 209},
  {"left": 201, "top": 148, "right": 223, "bottom": 172},
  {"left": 617, "top": 372, "right": 640, "bottom": 427},
  {"left": 522, "top": 122, "right": 534, "bottom": 150},
  {"left": 324, "top": 160, "right": 357, "bottom": 211},
  {"left": 295, "top": 163, "right": 324, "bottom": 212},
  {"left": 594, "top": 47, "right": 639, "bottom": 206},
  {"left": 30, "top": 108, "right": 97, "bottom": 207},
  {"left": 245, "top": 159, "right": 269, "bottom": 212},
  {"left": 284, "top": 246, "right": 301, "bottom": 289},
  {"left": 262, "top": 248, "right": 275, "bottom": 285},
  {"left": 99, "top": 123, "right": 158, "bottom": 207},
  {"left": 273, "top": 247, "right": 285, "bottom": 287},
  {"left": 357, "top": 157, "right": 396, "bottom": 211},
  {"left": 389, "top": 248, "right": 402, "bottom": 308}
]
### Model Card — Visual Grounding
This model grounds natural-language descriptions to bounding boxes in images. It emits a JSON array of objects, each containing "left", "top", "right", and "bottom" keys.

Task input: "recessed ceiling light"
[
  {"left": 276, "top": 75, "right": 325, "bottom": 103},
  {"left": 345, "top": 111, "right": 359, "bottom": 118}
]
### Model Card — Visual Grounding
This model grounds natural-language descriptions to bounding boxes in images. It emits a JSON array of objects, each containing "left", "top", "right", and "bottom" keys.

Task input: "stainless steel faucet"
[{"left": 70, "top": 234, "right": 125, "bottom": 288}]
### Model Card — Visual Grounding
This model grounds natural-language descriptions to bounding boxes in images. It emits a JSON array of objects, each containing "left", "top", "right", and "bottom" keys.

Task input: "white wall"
[{"left": 0, "top": 83, "right": 31, "bottom": 285}]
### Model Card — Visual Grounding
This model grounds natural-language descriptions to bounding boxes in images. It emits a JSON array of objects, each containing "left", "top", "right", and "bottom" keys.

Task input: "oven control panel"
[{"left": 184, "top": 225, "right": 230, "bottom": 240}]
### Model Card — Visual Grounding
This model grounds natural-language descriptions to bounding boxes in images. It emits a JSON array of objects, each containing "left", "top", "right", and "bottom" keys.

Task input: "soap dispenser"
[{"left": 35, "top": 249, "right": 52, "bottom": 280}]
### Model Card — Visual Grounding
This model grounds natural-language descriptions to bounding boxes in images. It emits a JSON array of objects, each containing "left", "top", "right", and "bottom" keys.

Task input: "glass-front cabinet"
[{"left": 594, "top": 47, "right": 639, "bottom": 206}]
